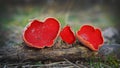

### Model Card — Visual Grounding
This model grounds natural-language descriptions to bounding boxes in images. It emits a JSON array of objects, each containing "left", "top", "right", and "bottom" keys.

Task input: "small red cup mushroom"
[
  {"left": 60, "top": 25, "right": 75, "bottom": 44},
  {"left": 76, "top": 25, "right": 104, "bottom": 51},
  {"left": 22, "top": 18, "right": 60, "bottom": 48}
]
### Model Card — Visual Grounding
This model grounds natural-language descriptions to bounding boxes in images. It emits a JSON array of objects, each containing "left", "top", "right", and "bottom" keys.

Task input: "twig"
[
  {"left": 22, "top": 61, "right": 66, "bottom": 67},
  {"left": 75, "top": 61, "right": 88, "bottom": 68},
  {"left": 6, "top": 62, "right": 30, "bottom": 66},
  {"left": 64, "top": 58, "right": 81, "bottom": 68},
  {"left": 3, "top": 65, "right": 7, "bottom": 68}
]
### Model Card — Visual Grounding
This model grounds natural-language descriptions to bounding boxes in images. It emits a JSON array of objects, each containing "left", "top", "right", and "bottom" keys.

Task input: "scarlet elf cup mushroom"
[
  {"left": 23, "top": 18, "right": 60, "bottom": 48},
  {"left": 76, "top": 25, "right": 104, "bottom": 51},
  {"left": 60, "top": 25, "right": 75, "bottom": 44}
]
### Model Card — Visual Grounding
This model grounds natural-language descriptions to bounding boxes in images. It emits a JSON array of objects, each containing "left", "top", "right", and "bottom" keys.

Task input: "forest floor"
[{"left": 0, "top": 5, "right": 120, "bottom": 68}]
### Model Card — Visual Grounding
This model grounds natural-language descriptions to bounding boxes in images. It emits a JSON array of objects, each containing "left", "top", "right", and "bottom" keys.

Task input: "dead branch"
[{"left": 0, "top": 42, "right": 97, "bottom": 62}]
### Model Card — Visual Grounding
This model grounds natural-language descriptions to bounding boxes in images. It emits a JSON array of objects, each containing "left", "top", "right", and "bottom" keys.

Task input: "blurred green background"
[{"left": 0, "top": 0, "right": 120, "bottom": 46}]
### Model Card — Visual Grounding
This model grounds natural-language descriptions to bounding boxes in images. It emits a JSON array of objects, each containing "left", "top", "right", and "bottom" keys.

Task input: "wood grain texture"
[{"left": 0, "top": 42, "right": 97, "bottom": 62}]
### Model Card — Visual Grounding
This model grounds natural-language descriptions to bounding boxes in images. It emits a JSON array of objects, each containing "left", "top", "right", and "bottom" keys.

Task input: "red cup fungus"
[
  {"left": 23, "top": 18, "right": 60, "bottom": 48},
  {"left": 76, "top": 25, "right": 104, "bottom": 51},
  {"left": 60, "top": 25, "right": 75, "bottom": 44}
]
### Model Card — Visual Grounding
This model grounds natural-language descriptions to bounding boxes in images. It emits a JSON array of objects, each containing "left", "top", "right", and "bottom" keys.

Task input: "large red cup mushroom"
[
  {"left": 60, "top": 25, "right": 75, "bottom": 44},
  {"left": 76, "top": 25, "right": 104, "bottom": 51},
  {"left": 23, "top": 18, "right": 60, "bottom": 48}
]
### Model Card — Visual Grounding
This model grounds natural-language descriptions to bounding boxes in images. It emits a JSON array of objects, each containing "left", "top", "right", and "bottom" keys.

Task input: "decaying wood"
[{"left": 0, "top": 41, "right": 97, "bottom": 62}]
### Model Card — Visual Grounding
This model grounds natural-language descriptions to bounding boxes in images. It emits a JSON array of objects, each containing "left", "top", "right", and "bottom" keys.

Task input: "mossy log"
[{"left": 0, "top": 42, "right": 97, "bottom": 62}]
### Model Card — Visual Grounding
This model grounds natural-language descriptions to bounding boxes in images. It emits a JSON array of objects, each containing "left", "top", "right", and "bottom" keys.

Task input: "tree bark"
[{"left": 0, "top": 42, "right": 97, "bottom": 62}]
